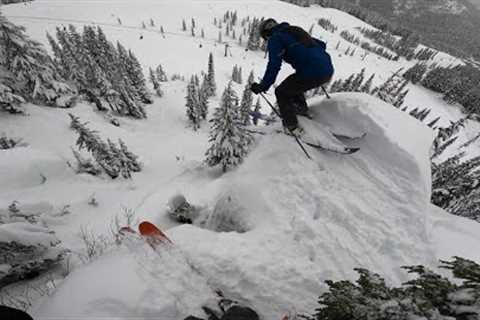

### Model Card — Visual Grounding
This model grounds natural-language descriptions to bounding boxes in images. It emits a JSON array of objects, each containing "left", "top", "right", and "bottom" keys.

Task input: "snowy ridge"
[{"left": 33, "top": 94, "right": 440, "bottom": 319}]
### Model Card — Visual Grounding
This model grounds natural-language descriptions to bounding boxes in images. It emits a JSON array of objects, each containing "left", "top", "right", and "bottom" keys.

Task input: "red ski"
[{"left": 138, "top": 221, "right": 172, "bottom": 248}]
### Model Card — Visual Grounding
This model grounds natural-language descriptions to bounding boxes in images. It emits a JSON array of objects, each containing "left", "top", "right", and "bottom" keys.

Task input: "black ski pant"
[{"left": 274, "top": 73, "right": 332, "bottom": 129}]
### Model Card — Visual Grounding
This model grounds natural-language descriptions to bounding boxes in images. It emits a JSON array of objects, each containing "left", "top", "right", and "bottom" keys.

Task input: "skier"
[{"left": 250, "top": 19, "right": 334, "bottom": 136}]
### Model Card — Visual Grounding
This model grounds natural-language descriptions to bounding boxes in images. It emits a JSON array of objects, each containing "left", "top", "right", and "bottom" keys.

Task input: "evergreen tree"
[
  {"left": 201, "top": 28, "right": 205, "bottom": 38},
  {"left": 198, "top": 75, "right": 210, "bottom": 119},
  {"left": 308, "top": 258, "right": 480, "bottom": 320},
  {"left": 156, "top": 64, "right": 168, "bottom": 82},
  {"left": 360, "top": 73, "right": 375, "bottom": 93},
  {"left": 239, "top": 79, "right": 254, "bottom": 125},
  {"left": 182, "top": 19, "right": 187, "bottom": 31},
  {"left": 0, "top": 13, "right": 74, "bottom": 107},
  {"left": 185, "top": 77, "right": 201, "bottom": 130},
  {"left": 126, "top": 50, "right": 152, "bottom": 104},
  {"left": 246, "top": 18, "right": 261, "bottom": 50},
  {"left": 351, "top": 68, "right": 365, "bottom": 92},
  {"left": 69, "top": 114, "right": 141, "bottom": 178},
  {"left": 252, "top": 98, "right": 262, "bottom": 125},
  {"left": 149, "top": 67, "right": 163, "bottom": 97},
  {"left": 205, "top": 82, "right": 252, "bottom": 172},
  {"left": 403, "top": 62, "right": 427, "bottom": 84},
  {"left": 206, "top": 53, "right": 216, "bottom": 97}
]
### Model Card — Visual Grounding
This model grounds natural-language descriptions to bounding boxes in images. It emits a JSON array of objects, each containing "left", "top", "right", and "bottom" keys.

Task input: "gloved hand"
[{"left": 250, "top": 82, "right": 265, "bottom": 94}]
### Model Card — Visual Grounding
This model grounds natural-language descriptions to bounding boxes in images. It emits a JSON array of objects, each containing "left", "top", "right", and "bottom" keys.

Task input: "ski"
[
  {"left": 331, "top": 131, "right": 367, "bottom": 141},
  {"left": 304, "top": 141, "right": 360, "bottom": 154},
  {"left": 138, "top": 221, "right": 173, "bottom": 249}
]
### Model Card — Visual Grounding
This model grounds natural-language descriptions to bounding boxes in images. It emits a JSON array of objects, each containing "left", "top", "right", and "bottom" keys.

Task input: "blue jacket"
[{"left": 260, "top": 22, "right": 334, "bottom": 91}]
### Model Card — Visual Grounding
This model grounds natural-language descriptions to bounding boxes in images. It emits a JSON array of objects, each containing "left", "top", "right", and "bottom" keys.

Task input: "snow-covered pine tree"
[
  {"left": 340, "top": 73, "right": 355, "bottom": 92},
  {"left": 149, "top": 67, "right": 163, "bottom": 97},
  {"left": 198, "top": 75, "right": 210, "bottom": 120},
  {"left": 239, "top": 78, "right": 254, "bottom": 125},
  {"left": 119, "top": 139, "right": 142, "bottom": 174},
  {"left": 0, "top": 13, "right": 74, "bottom": 107},
  {"left": 246, "top": 18, "right": 261, "bottom": 50},
  {"left": 403, "top": 62, "right": 427, "bottom": 84},
  {"left": 232, "top": 65, "right": 243, "bottom": 84},
  {"left": 206, "top": 53, "right": 216, "bottom": 97},
  {"left": 115, "top": 42, "right": 147, "bottom": 118},
  {"left": 69, "top": 113, "right": 141, "bottom": 178},
  {"left": 205, "top": 82, "right": 252, "bottom": 172},
  {"left": 252, "top": 98, "right": 262, "bottom": 125},
  {"left": 191, "top": 18, "right": 196, "bottom": 29},
  {"left": 360, "top": 73, "right": 375, "bottom": 93},
  {"left": 155, "top": 64, "right": 168, "bottom": 82},
  {"left": 0, "top": 72, "right": 25, "bottom": 113},
  {"left": 308, "top": 258, "right": 480, "bottom": 320},
  {"left": 126, "top": 49, "right": 152, "bottom": 104},
  {"left": 185, "top": 76, "right": 201, "bottom": 130},
  {"left": 182, "top": 19, "right": 187, "bottom": 31},
  {"left": 351, "top": 68, "right": 365, "bottom": 92}
]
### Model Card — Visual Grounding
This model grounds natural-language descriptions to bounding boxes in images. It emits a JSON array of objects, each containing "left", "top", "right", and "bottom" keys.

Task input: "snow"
[
  {"left": 29, "top": 93, "right": 442, "bottom": 319},
  {"left": 0, "top": 222, "right": 59, "bottom": 247},
  {"left": 1, "top": 0, "right": 480, "bottom": 319}
]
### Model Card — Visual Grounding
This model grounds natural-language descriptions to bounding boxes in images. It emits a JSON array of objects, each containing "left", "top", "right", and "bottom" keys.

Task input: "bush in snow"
[
  {"left": 303, "top": 257, "right": 480, "bottom": 320},
  {"left": 0, "top": 222, "right": 67, "bottom": 288},
  {"left": 0, "top": 135, "right": 23, "bottom": 150},
  {"left": 166, "top": 194, "right": 200, "bottom": 224},
  {"left": 69, "top": 114, "right": 142, "bottom": 179},
  {"left": 205, "top": 82, "right": 253, "bottom": 172},
  {"left": 0, "top": 12, "right": 74, "bottom": 110},
  {"left": 48, "top": 25, "right": 149, "bottom": 118}
]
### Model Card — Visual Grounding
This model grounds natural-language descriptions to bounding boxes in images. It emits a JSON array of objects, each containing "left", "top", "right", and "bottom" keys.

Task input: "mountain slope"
[
  {"left": 1, "top": 0, "right": 480, "bottom": 318},
  {"left": 355, "top": 0, "right": 480, "bottom": 59}
]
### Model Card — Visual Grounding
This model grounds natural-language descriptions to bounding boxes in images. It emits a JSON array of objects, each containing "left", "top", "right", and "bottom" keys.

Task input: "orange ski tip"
[{"left": 138, "top": 221, "right": 172, "bottom": 243}]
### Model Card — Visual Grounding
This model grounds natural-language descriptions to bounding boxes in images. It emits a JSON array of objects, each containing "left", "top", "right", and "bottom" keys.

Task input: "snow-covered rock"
[{"left": 0, "top": 222, "right": 67, "bottom": 287}]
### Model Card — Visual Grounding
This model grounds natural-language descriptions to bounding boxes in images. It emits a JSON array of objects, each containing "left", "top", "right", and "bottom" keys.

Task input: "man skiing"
[{"left": 250, "top": 19, "right": 334, "bottom": 136}]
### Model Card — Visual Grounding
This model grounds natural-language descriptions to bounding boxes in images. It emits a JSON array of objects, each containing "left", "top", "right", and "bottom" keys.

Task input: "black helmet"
[{"left": 258, "top": 18, "right": 278, "bottom": 40}]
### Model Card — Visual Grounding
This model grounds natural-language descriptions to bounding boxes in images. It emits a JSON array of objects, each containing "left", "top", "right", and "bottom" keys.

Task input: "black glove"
[{"left": 250, "top": 82, "right": 265, "bottom": 95}]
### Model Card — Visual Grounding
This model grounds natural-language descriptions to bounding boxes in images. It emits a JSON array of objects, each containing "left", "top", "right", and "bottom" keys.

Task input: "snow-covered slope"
[
  {"left": 2, "top": 0, "right": 480, "bottom": 319},
  {"left": 29, "top": 94, "right": 480, "bottom": 320}
]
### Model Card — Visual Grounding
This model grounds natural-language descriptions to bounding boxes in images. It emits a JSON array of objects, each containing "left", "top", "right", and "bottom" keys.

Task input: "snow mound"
[{"left": 32, "top": 93, "right": 445, "bottom": 319}]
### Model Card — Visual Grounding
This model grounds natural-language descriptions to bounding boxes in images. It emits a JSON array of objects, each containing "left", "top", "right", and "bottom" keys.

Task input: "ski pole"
[
  {"left": 321, "top": 85, "right": 331, "bottom": 99},
  {"left": 259, "top": 92, "right": 312, "bottom": 160}
]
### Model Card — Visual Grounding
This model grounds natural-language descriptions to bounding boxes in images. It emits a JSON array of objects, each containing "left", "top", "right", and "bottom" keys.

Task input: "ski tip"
[{"left": 138, "top": 221, "right": 172, "bottom": 244}]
